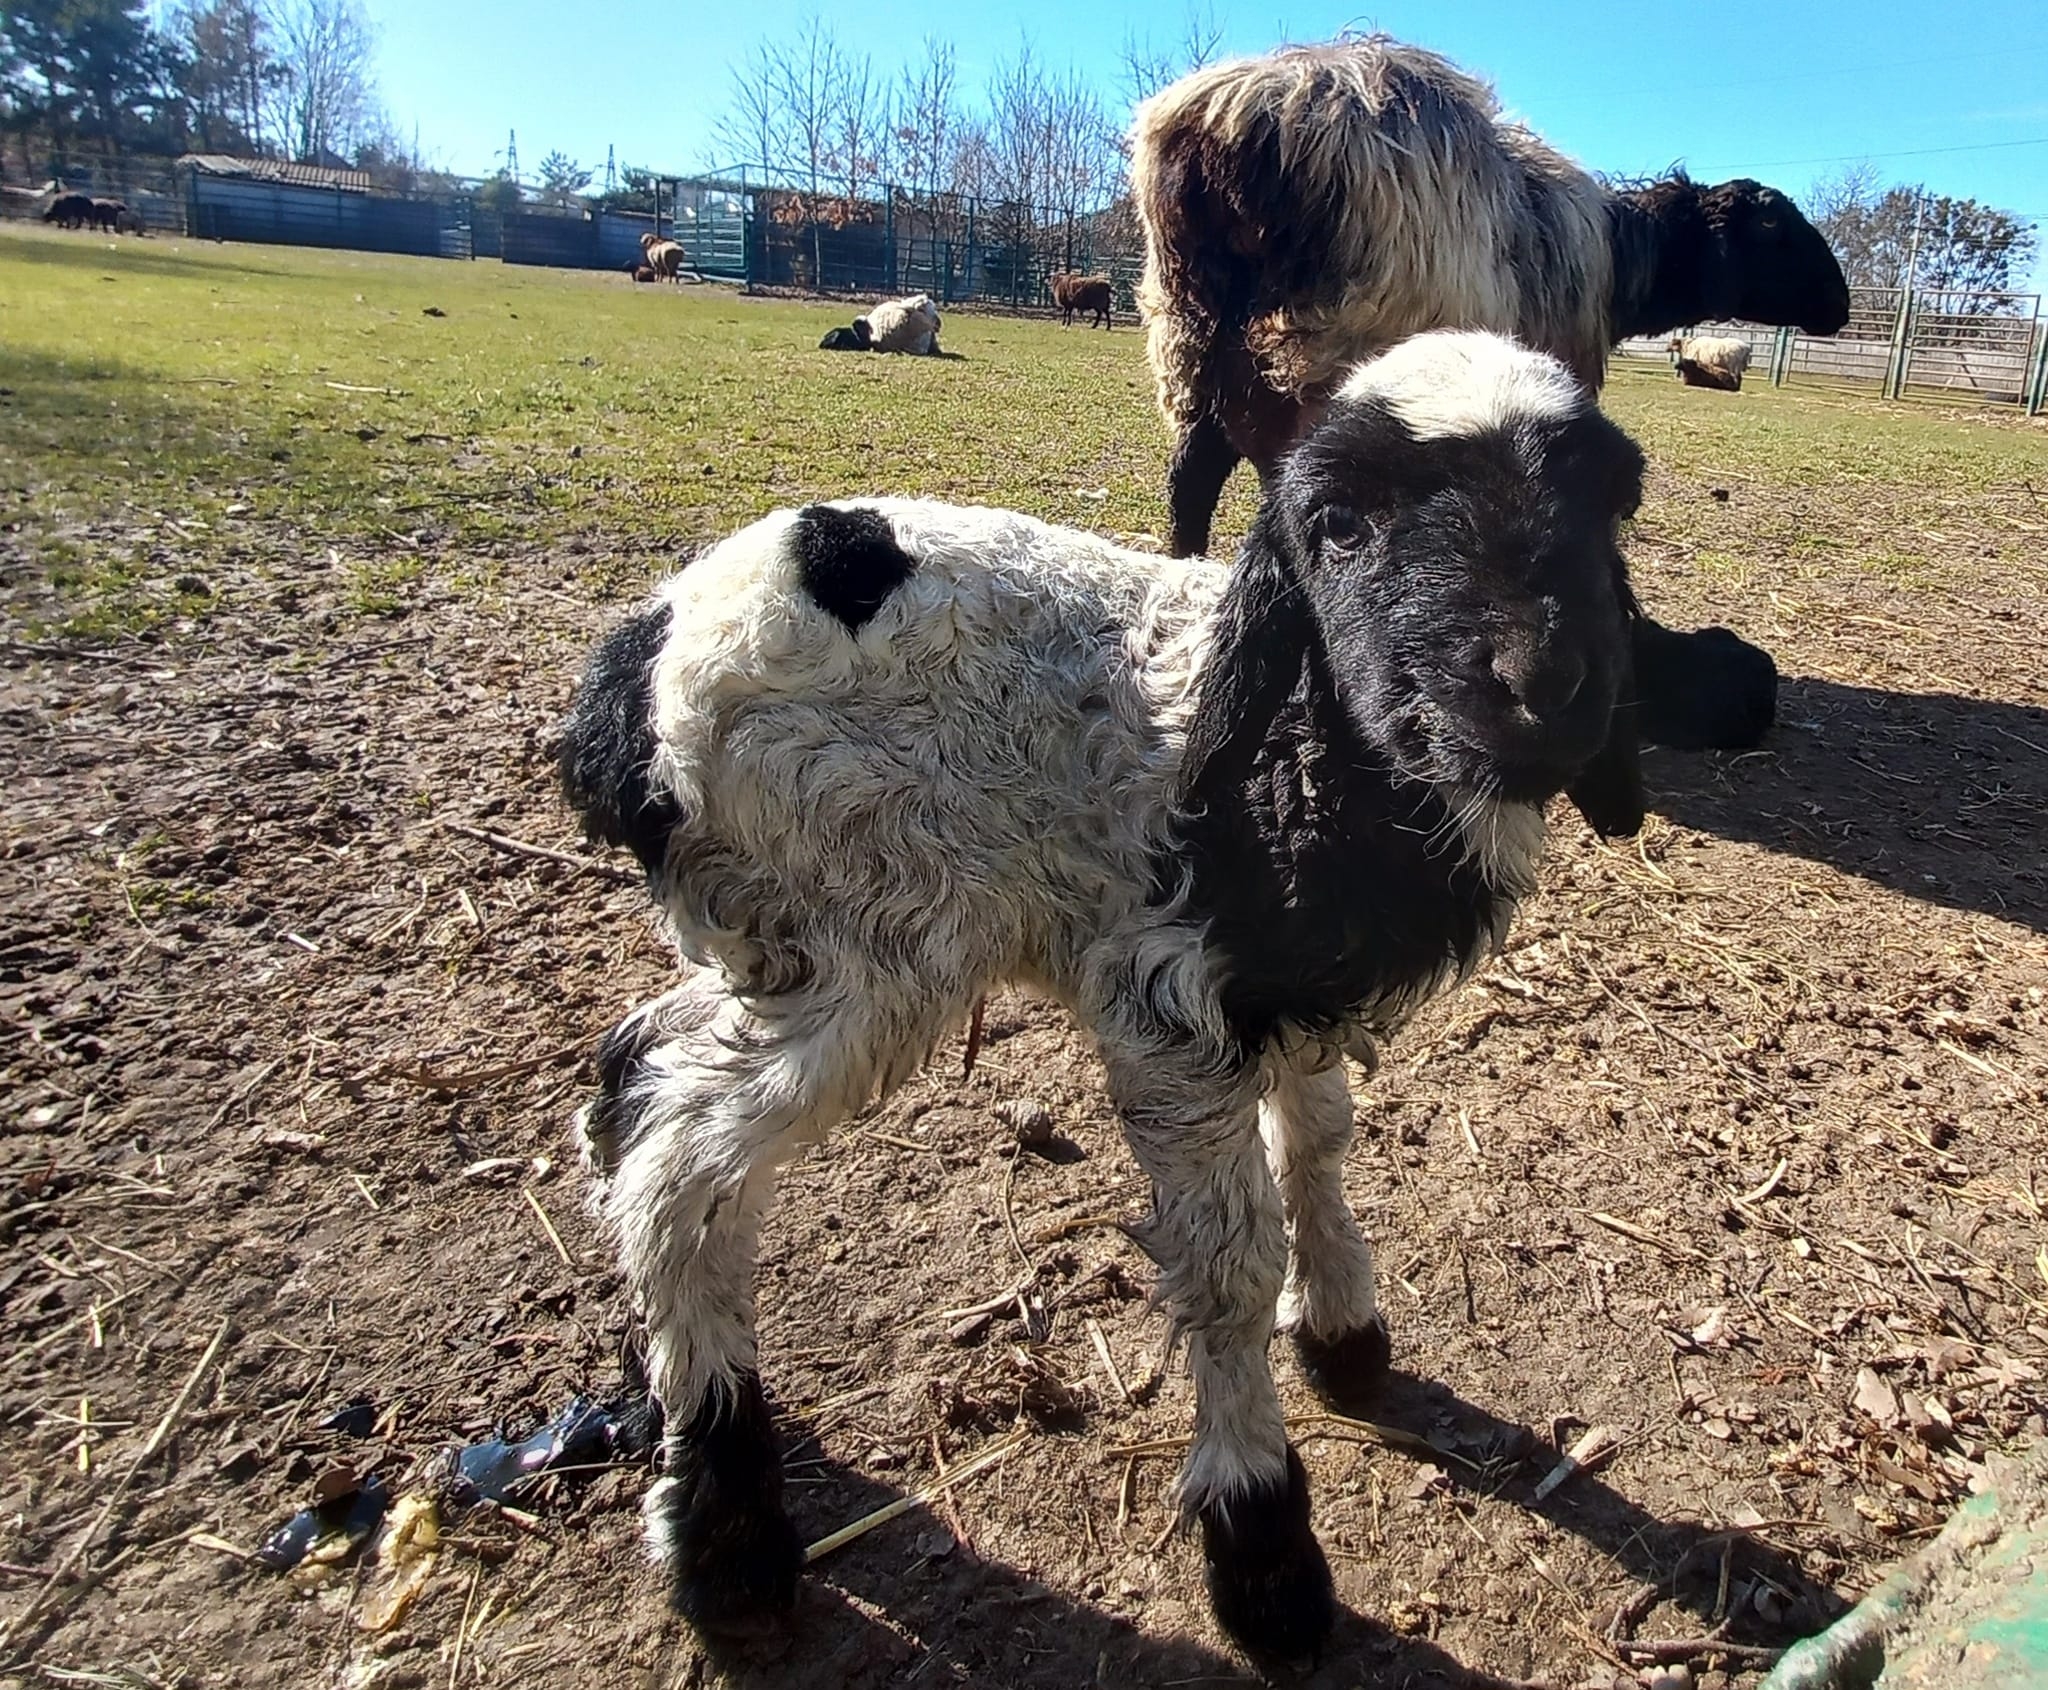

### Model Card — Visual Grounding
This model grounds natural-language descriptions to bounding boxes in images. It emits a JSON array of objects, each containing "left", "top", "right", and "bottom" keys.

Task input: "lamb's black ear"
[
  {"left": 1567, "top": 660, "right": 1646, "bottom": 840},
  {"left": 1177, "top": 514, "right": 1314, "bottom": 808}
]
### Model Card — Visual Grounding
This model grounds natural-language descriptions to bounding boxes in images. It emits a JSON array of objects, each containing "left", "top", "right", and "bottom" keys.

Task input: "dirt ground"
[{"left": 4, "top": 444, "right": 2047, "bottom": 1690}]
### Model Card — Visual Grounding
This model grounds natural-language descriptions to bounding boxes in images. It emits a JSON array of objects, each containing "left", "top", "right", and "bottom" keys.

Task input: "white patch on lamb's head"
[{"left": 1336, "top": 330, "right": 1586, "bottom": 441}]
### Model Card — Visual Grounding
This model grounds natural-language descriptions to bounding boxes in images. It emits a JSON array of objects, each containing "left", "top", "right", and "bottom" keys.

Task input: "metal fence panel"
[{"left": 1617, "top": 286, "right": 2046, "bottom": 411}]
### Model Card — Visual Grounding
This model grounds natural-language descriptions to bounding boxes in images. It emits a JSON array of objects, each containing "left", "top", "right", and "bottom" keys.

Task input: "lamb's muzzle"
[{"left": 557, "top": 329, "right": 1647, "bottom": 1656}]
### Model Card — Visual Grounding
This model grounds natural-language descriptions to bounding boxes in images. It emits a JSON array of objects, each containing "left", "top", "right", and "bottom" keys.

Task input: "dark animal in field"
[
  {"left": 89, "top": 198, "right": 127, "bottom": 234},
  {"left": 631, "top": 264, "right": 658, "bottom": 284},
  {"left": 43, "top": 193, "right": 93, "bottom": 229},
  {"left": 1050, "top": 271, "right": 1114, "bottom": 328},
  {"left": 818, "top": 322, "right": 871, "bottom": 351}
]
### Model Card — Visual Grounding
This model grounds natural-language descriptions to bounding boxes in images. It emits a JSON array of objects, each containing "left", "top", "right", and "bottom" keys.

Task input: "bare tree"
[
  {"left": 947, "top": 116, "right": 995, "bottom": 201},
  {"left": 709, "top": 41, "right": 787, "bottom": 177},
  {"left": 987, "top": 37, "right": 1047, "bottom": 208},
  {"left": 265, "top": 0, "right": 379, "bottom": 162},
  {"left": 769, "top": 16, "right": 841, "bottom": 202},
  {"left": 830, "top": 44, "right": 886, "bottom": 199},
  {"left": 1119, "top": 0, "right": 1223, "bottom": 108},
  {"left": 896, "top": 35, "right": 956, "bottom": 206}
]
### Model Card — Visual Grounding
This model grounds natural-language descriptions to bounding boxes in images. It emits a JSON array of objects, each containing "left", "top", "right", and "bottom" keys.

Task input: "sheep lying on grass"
[
  {"left": 817, "top": 293, "right": 945, "bottom": 355},
  {"left": 1672, "top": 334, "right": 1754, "bottom": 390},
  {"left": 1130, "top": 35, "right": 1850, "bottom": 558},
  {"left": 558, "top": 330, "right": 1653, "bottom": 1657}
]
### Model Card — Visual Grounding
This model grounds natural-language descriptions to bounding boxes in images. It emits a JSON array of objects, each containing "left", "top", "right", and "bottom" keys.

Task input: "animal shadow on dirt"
[
  {"left": 685, "top": 1388, "right": 1538, "bottom": 1689},
  {"left": 682, "top": 1374, "right": 1839, "bottom": 1690},
  {"left": 1648, "top": 677, "right": 2048, "bottom": 932},
  {"left": 1366, "top": 1368, "right": 1850, "bottom": 1638}
]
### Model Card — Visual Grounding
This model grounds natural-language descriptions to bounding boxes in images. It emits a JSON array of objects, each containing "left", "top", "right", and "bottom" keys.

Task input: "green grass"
[{"left": 2, "top": 223, "right": 2042, "bottom": 634}]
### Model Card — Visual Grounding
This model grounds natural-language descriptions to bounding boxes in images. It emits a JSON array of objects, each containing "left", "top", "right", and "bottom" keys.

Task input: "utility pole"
[
  {"left": 505, "top": 129, "right": 520, "bottom": 186},
  {"left": 604, "top": 145, "right": 618, "bottom": 196}
]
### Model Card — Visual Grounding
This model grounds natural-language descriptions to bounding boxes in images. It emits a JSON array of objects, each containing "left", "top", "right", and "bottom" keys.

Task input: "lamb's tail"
[{"left": 559, "top": 602, "right": 684, "bottom": 880}]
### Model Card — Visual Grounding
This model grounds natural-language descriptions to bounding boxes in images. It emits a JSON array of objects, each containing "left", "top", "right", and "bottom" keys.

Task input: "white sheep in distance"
[
  {"left": 1129, "top": 34, "right": 1851, "bottom": 559},
  {"left": 557, "top": 331, "right": 1654, "bottom": 1658},
  {"left": 1672, "top": 333, "right": 1755, "bottom": 390}
]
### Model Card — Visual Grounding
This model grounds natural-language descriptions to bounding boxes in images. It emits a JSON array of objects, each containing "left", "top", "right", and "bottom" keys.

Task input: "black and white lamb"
[
  {"left": 1130, "top": 35, "right": 1851, "bottom": 560},
  {"left": 558, "top": 330, "right": 1650, "bottom": 1658}
]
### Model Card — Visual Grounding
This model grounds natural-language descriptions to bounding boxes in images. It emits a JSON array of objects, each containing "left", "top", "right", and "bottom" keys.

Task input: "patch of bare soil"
[{"left": 3, "top": 487, "right": 2045, "bottom": 1690}]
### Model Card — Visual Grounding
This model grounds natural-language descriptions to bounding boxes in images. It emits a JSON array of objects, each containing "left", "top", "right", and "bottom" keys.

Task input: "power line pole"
[
  {"left": 604, "top": 145, "right": 618, "bottom": 196},
  {"left": 505, "top": 129, "right": 520, "bottom": 186}
]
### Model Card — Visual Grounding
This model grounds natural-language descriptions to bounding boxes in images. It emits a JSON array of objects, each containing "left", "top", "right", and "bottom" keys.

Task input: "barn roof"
[{"left": 177, "top": 155, "right": 375, "bottom": 194}]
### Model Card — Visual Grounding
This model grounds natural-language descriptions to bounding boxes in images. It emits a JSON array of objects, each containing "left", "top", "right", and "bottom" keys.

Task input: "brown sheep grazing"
[
  {"left": 630, "top": 263, "right": 659, "bottom": 284},
  {"left": 43, "top": 192, "right": 93, "bottom": 229},
  {"left": 1049, "top": 272, "right": 1114, "bottom": 328}
]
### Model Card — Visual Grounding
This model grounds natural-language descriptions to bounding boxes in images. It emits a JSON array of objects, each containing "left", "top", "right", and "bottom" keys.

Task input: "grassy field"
[
  {"left": 4, "top": 225, "right": 2048, "bottom": 1690},
  {"left": 4, "top": 223, "right": 2042, "bottom": 632}
]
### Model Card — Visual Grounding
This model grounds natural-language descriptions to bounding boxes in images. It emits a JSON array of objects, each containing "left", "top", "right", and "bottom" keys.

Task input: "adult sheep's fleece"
[{"left": 1130, "top": 34, "right": 1851, "bottom": 558}]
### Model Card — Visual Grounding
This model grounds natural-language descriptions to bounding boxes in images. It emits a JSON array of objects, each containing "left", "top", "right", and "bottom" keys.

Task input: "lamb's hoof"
[
  {"left": 1199, "top": 1446, "right": 1336, "bottom": 1661},
  {"left": 649, "top": 1374, "right": 802, "bottom": 1638},
  {"left": 1293, "top": 1315, "right": 1392, "bottom": 1410},
  {"left": 660, "top": 1483, "right": 802, "bottom": 1637}
]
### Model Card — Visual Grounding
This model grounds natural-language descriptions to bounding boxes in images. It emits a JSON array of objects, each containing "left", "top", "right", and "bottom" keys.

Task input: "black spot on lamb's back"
[
  {"left": 792, "top": 504, "right": 916, "bottom": 631},
  {"left": 559, "top": 602, "right": 682, "bottom": 880}
]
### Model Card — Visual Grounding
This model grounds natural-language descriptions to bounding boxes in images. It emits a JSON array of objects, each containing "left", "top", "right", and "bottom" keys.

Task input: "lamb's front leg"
[
  {"left": 1103, "top": 1036, "right": 1335, "bottom": 1658},
  {"left": 1261, "top": 1058, "right": 1390, "bottom": 1406}
]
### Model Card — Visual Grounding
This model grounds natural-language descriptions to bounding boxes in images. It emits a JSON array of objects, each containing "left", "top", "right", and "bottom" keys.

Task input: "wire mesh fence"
[
  {"left": 1617, "top": 286, "right": 2048, "bottom": 411},
  {"left": 9, "top": 155, "right": 2042, "bottom": 410}
]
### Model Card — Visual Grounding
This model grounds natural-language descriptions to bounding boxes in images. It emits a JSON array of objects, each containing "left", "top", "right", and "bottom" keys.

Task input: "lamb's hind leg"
[
  {"left": 1262, "top": 1058, "right": 1389, "bottom": 1407},
  {"left": 1100, "top": 1027, "right": 1334, "bottom": 1658},
  {"left": 578, "top": 974, "right": 884, "bottom": 1634}
]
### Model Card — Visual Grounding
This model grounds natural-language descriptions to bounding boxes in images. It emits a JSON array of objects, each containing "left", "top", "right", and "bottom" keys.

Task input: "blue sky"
[{"left": 367, "top": 0, "right": 2048, "bottom": 284}]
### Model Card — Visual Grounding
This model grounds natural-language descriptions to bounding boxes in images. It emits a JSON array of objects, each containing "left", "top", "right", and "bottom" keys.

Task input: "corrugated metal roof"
[{"left": 178, "top": 155, "right": 375, "bottom": 194}]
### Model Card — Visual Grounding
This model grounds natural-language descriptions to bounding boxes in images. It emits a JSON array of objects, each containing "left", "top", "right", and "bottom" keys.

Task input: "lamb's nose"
[{"left": 1493, "top": 646, "right": 1586, "bottom": 719}]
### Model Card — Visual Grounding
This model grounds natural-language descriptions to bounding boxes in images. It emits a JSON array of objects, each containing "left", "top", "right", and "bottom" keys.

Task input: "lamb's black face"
[
  {"left": 1276, "top": 398, "right": 1643, "bottom": 804},
  {"left": 1710, "top": 179, "right": 1852, "bottom": 336}
]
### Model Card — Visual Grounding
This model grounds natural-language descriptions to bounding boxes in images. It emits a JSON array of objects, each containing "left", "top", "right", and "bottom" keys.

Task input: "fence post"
[
  {"left": 1770, "top": 325, "right": 1792, "bottom": 387},
  {"left": 1884, "top": 286, "right": 1912, "bottom": 400},
  {"left": 2028, "top": 318, "right": 2048, "bottom": 416}
]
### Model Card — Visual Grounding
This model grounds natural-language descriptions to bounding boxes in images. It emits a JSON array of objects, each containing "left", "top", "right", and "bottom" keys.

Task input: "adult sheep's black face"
[
  {"left": 1707, "top": 179, "right": 1851, "bottom": 336},
  {"left": 1182, "top": 331, "right": 1646, "bottom": 838}
]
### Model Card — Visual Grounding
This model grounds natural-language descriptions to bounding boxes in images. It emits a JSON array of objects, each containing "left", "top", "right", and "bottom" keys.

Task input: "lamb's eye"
[{"left": 1320, "top": 504, "right": 1363, "bottom": 549}]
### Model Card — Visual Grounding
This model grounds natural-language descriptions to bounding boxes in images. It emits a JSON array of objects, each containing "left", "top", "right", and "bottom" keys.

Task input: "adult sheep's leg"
[
  {"left": 1166, "top": 410, "right": 1241, "bottom": 558},
  {"left": 1261, "top": 1058, "right": 1390, "bottom": 1406},
  {"left": 578, "top": 972, "right": 890, "bottom": 1633},
  {"left": 1099, "top": 1025, "right": 1335, "bottom": 1657}
]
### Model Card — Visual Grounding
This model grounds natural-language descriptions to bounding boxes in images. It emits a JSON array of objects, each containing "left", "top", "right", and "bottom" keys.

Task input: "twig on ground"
[
  {"left": 437, "top": 818, "right": 634, "bottom": 882},
  {"left": 803, "top": 1430, "right": 1028, "bottom": 1563},
  {"left": 1619, "top": 1637, "right": 1784, "bottom": 1667},
  {"left": 523, "top": 1187, "right": 574, "bottom": 1266},
  {"left": 6, "top": 1316, "right": 230, "bottom": 1643}
]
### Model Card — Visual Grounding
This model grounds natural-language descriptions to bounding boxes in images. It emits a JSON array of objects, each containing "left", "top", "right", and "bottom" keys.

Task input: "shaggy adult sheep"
[
  {"left": 1130, "top": 35, "right": 1851, "bottom": 558},
  {"left": 1672, "top": 333, "right": 1754, "bottom": 390},
  {"left": 640, "top": 231, "right": 687, "bottom": 280},
  {"left": 558, "top": 331, "right": 1655, "bottom": 1657},
  {"left": 1050, "top": 271, "right": 1114, "bottom": 328}
]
